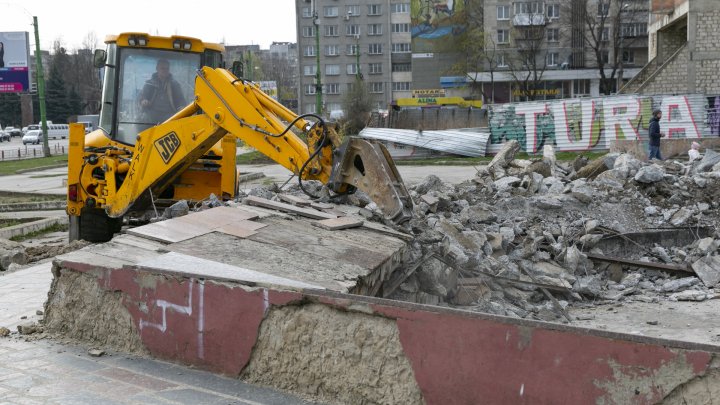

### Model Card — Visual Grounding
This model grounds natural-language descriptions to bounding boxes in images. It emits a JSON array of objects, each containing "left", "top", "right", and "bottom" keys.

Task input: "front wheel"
[{"left": 77, "top": 208, "right": 123, "bottom": 243}]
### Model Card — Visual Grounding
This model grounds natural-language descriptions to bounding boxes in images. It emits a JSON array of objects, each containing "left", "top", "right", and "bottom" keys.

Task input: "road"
[{"left": 0, "top": 135, "right": 69, "bottom": 159}]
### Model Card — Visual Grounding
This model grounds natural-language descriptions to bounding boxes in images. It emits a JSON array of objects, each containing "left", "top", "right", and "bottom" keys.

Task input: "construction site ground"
[{"left": 3, "top": 155, "right": 720, "bottom": 403}]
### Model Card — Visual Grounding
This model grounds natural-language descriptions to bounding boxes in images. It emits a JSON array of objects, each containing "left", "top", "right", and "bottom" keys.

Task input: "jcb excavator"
[{"left": 67, "top": 33, "right": 413, "bottom": 242}]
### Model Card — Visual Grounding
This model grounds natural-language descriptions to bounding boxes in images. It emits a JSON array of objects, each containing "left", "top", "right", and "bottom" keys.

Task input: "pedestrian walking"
[{"left": 648, "top": 109, "right": 665, "bottom": 161}]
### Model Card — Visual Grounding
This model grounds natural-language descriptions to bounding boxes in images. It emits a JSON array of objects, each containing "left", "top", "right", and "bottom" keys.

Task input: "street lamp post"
[
  {"left": 313, "top": 9, "right": 323, "bottom": 116},
  {"left": 616, "top": 3, "right": 630, "bottom": 93}
]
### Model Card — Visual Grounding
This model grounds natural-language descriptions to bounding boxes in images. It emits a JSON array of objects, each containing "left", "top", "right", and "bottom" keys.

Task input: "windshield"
[{"left": 115, "top": 48, "right": 200, "bottom": 144}]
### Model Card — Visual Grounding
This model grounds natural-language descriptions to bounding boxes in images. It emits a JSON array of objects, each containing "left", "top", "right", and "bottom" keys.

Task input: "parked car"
[
  {"left": 22, "top": 129, "right": 43, "bottom": 145},
  {"left": 0, "top": 130, "right": 10, "bottom": 142},
  {"left": 4, "top": 126, "right": 22, "bottom": 137}
]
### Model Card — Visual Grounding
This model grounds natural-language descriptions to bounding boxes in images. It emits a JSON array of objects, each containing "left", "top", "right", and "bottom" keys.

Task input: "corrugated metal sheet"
[
  {"left": 486, "top": 93, "right": 716, "bottom": 154},
  {"left": 359, "top": 127, "right": 491, "bottom": 157}
]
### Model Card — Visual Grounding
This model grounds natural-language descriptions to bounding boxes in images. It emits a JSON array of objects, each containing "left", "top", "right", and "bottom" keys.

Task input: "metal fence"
[{"left": 0, "top": 144, "right": 67, "bottom": 161}]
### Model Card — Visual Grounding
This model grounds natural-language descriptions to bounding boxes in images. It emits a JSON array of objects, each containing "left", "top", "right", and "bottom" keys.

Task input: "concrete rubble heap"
[{"left": 389, "top": 141, "right": 720, "bottom": 321}]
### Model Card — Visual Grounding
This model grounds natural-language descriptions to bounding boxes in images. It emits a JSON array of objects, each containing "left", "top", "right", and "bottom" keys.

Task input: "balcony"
[{"left": 513, "top": 13, "right": 546, "bottom": 26}]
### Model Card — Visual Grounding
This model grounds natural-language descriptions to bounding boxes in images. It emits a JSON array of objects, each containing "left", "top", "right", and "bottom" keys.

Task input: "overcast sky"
[{"left": 1, "top": 0, "right": 297, "bottom": 51}]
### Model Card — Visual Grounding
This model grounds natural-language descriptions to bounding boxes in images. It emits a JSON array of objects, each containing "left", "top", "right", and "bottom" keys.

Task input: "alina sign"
[{"left": 488, "top": 95, "right": 712, "bottom": 153}]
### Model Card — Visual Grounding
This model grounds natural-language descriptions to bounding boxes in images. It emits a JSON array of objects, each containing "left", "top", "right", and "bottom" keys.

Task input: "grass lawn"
[{"left": 0, "top": 155, "right": 68, "bottom": 176}]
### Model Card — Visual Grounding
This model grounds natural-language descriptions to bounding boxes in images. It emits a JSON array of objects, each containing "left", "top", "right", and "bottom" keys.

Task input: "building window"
[
  {"left": 392, "top": 81, "right": 411, "bottom": 91},
  {"left": 325, "top": 45, "right": 340, "bottom": 56},
  {"left": 368, "top": 43, "right": 383, "bottom": 54},
  {"left": 497, "top": 29, "right": 509, "bottom": 44},
  {"left": 391, "top": 3, "right": 409, "bottom": 13},
  {"left": 327, "top": 103, "right": 342, "bottom": 112},
  {"left": 547, "top": 52, "right": 559, "bottom": 66},
  {"left": 497, "top": 5, "right": 510, "bottom": 20},
  {"left": 324, "top": 26, "right": 339, "bottom": 37},
  {"left": 598, "top": 2, "right": 609, "bottom": 16},
  {"left": 368, "top": 24, "right": 383, "bottom": 35},
  {"left": 369, "top": 82, "right": 384, "bottom": 93},
  {"left": 392, "top": 63, "right": 411, "bottom": 72},
  {"left": 302, "top": 7, "right": 312, "bottom": 18},
  {"left": 600, "top": 27, "right": 609, "bottom": 41},
  {"left": 497, "top": 53, "right": 508, "bottom": 67},
  {"left": 346, "top": 24, "right": 361, "bottom": 36},
  {"left": 392, "top": 23, "right": 410, "bottom": 33},
  {"left": 302, "top": 26, "right": 315, "bottom": 37},
  {"left": 347, "top": 82, "right": 356, "bottom": 92},
  {"left": 547, "top": 4, "right": 560, "bottom": 19},
  {"left": 368, "top": 63, "right": 382, "bottom": 74},
  {"left": 303, "top": 65, "right": 317, "bottom": 76},
  {"left": 573, "top": 79, "right": 590, "bottom": 95},
  {"left": 622, "top": 50, "right": 635, "bottom": 64},
  {"left": 600, "top": 50, "right": 609, "bottom": 64},
  {"left": 324, "top": 6, "right": 338, "bottom": 17},
  {"left": 347, "top": 44, "right": 359, "bottom": 55},
  {"left": 368, "top": 4, "right": 382, "bottom": 15},
  {"left": 326, "top": 83, "right": 340, "bottom": 94},
  {"left": 303, "top": 45, "right": 316, "bottom": 57},
  {"left": 621, "top": 22, "right": 647, "bottom": 38},
  {"left": 547, "top": 28, "right": 559, "bottom": 42},
  {"left": 514, "top": 2, "right": 543, "bottom": 14},
  {"left": 325, "top": 64, "right": 340, "bottom": 75},
  {"left": 391, "top": 43, "right": 411, "bottom": 53},
  {"left": 347, "top": 64, "right": 359, "bottom": 75},
  {"left": 305, "top": 84, "right": 316, "bottom": 95},
  {"left": 304, "top": 104, "right": 316, "bottom": 114}
]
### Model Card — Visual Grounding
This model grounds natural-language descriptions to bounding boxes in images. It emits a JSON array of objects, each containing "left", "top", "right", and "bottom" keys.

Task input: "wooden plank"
[
  {"left": 126, "top": 220, "right": 212, "bottom": 243},
  {"left": 278, "top": 194, "right": 312, "bottom": 206},
  {"left": 586, "top": 253, "right": 693, "bottom": 275},
  {"left": 243, "top": 196, "right": 337, "bottom": 220},
  {"left": 310, "top": 202, "right": 335, "bottom": 210},
  {"left": 311, "top": 217, "right": 363, "bottom": 231}
]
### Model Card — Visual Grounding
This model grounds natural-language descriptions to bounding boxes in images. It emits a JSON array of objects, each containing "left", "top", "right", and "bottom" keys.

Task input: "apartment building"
[
  {"left": 471, "top": 0, "right": 648, "bottom": 102},
  {"left": 295, "top": 0, "right": 412, "bottom": 116}
]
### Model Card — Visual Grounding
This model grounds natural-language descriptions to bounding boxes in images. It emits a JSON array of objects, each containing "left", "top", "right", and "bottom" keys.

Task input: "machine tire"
[{"left": 78, "top": 208, "right": 123, "bottom": 242}]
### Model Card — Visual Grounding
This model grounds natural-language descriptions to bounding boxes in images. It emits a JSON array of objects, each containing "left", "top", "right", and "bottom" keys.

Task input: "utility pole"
[
  {"left": 355, "top": 34, "right": 362, "bottom": 80},
  {"left": 313, "top": 7, "right": 323, "bottom": 116},
  {"left": 33, "top": 16, "right": 50, "bottom": 157}
]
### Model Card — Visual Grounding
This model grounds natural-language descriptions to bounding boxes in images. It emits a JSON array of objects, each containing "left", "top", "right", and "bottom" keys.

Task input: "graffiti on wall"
[{"left": 488, "top": 95, "right": 714, "bottom": 153}]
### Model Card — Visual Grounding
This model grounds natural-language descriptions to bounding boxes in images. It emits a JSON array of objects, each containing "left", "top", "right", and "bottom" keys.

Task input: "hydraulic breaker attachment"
[{"left": 328, "top": 137, "right": 413, "bottom": 224}]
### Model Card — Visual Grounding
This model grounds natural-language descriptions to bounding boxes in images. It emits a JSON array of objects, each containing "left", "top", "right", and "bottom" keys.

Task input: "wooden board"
[
  {"left": 243, "top": 196, "right": 337, "bottom": 220},
  {"left": 312, "top": 217, "right": 363, "bottom": 231}
]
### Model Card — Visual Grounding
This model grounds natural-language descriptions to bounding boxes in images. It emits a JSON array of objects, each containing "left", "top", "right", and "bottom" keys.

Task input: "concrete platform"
[{"left": 43, "top": 202, "right": 720, "bottom": 404}]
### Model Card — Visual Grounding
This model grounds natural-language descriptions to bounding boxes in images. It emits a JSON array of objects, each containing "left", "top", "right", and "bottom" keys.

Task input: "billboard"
[{"left": 0, "top": 31, "right": 31, "bottom": 93}]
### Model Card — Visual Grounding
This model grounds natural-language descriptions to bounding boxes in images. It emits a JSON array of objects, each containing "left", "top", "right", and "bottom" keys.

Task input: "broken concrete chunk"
[
  {"left": 493, "top": 176, "right": 522, "bottom": 191},
  {"left": 573, "top": 276, "right": 603, "bottom": 297},
  {"left": 17, "top": 323, "right": 42, "bottom": 335},
  {"left": 695, "top": 238, "right": 716, "bottom": 255},
  {"left": 691, "top": 256, "right": 720, "bottom": 288},
  {"left": 634, "top": 165, "right": 665, "bottom": 183},
  {"left": 162, "top": 200, "right": 189, "bottom": 219},
  {"left": 570, "top": 185, "right": 594, "bottom": 204},
  {"left": 693, "top": 149, "right": 720, "bottom": 173},
  {"left": 414, "top": 175, "right": 444, "bottom": 195},
  {"left": 487, "top": 140, "right": 521, "bottom": 180},
  {"left": 311, "top": 217, "right": 363, "bottom": 231},
  {"left": 613, "top": 154, "right": 642, "bottom": 179},
  {"left": 661, "top": 277, "right": 699, "bottom": 292},
  {"left": 669, "top": 290, "right": 715, "bottom": 302},
  {"left": 564, "top": 245, "right": 583, "bottom": 273},
  {"left": 88, "top": 348, "right": 106, "bottom": 357},
  {"left": 0, "top": 327, "right": 10, "bottom": 337},
  {"left": 531, "top": 196, "right": 563, "bottom": 210},
  {"left": 669, "top": 207, "right": 693, "bottom": 227},
  {"left": 572, "top": 155, "right": 612, "bottom": 180}
]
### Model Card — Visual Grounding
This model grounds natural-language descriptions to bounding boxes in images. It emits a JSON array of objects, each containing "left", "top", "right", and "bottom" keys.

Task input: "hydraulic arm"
[{"left": 67, "top": 67, "right": 413, "bottom": 240}]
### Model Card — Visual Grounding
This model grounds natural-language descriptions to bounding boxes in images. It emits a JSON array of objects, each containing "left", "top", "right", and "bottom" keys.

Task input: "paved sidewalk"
[{"left": 0, "top": 263, "right": 319, "bottom": 405}]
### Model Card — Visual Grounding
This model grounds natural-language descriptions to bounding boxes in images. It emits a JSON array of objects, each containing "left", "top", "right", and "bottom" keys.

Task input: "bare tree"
[
  {"left": 564, "top": 0, "right": 647, "bottom": 95},
  {"left": 506, "top": 19, "right": 549, "bottom": 101}
]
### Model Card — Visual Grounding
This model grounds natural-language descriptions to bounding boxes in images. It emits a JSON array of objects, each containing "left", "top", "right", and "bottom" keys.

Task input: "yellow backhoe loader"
[{"left": 66, "top": 33, "right": 412, "bottom": 242}]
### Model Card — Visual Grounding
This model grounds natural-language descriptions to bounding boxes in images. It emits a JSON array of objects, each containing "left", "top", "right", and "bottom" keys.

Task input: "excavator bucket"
[{"left": 328, "top": 137, "right": 413, "bottom": 224}]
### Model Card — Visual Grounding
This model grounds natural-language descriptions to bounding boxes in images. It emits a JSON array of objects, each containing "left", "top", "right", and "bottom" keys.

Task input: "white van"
[{"left": 47, "top": 124, "right": 70, "bottom": 139}]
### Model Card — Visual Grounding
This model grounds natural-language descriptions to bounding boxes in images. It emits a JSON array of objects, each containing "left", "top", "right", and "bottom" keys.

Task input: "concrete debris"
[
  {"left": 392, "top": 151, "right": 720, "bottom": 322},
  {"left": 88, "top": 348, "right": 106, "bottom": 357},
  {"left": 17, "top": 322, "right": 42, "bottom": 335},
  {"left": 0, "top": 326, "right": 10, "bottom": 337}
]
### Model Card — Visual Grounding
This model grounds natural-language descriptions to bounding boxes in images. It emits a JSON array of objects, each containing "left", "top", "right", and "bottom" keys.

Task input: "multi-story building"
[
  {"left": 622, "top": 0, "right": 720, "bottom": 96},
  {"left": 295, "top": 0, "right": 412, "bottom": 116},
  {"left": 469, "top": 0, "right": 649, "bottom": 102}
]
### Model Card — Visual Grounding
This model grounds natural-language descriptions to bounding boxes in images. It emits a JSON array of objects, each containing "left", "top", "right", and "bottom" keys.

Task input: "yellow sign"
[
  {"left": 412, "top": 89, "right": 446, "bottom": 97},
  {"left": 397, "top": 97, "right": 482, "bottom": 108},
  {"left": 512, "top": 88, "right": 561, "bottom": 97}
]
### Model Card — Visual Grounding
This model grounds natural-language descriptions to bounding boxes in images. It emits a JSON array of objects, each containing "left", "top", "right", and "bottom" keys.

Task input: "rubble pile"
[{"left": 392, "top": 141, "right": 720, "bottom": 321}]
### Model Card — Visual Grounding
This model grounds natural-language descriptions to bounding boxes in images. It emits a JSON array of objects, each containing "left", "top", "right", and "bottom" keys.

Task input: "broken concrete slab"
[
  {"left": 311, "top": 217, "right": 364, "bottom": 231},
  {"left": 691, "top": 256, "right": 720, "bottom": 288}
]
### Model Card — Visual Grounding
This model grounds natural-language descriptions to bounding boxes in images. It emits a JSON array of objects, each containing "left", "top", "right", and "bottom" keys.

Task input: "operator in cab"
[{"left": 139, "top": 59, "right": 186, "bottom": 124}]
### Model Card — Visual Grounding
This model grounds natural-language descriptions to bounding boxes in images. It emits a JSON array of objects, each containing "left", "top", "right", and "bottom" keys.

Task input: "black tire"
[{"left": 79, "top": 208, "right": 123, "bottom": 243}]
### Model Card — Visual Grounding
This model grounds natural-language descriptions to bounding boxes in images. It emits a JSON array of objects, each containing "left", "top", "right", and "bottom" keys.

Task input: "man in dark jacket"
[
  {"left": 139, "top": 59, "right": 186, "bottom": 124},
  {"left": 648, "top": 109, "right": 665, "bottom": 160}
]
